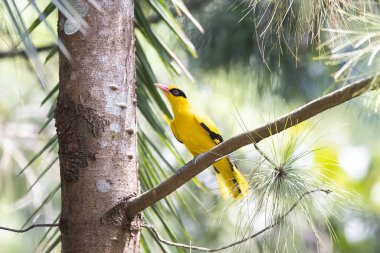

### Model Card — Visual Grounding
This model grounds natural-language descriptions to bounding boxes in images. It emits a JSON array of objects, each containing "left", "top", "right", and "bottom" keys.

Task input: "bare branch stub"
[{"left": 101, "top": 194, "right": 137, "bottom": 228}]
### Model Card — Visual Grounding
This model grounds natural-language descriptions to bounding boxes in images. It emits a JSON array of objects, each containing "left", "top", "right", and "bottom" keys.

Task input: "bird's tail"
[{"left": 213, "top": 157, "right": 248, "bottom": 199}]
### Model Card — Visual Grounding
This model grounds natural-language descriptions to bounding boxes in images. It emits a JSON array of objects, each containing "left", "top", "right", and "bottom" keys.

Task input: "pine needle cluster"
[{"left": 233, "top": 123, "right": 352, "bottom": 252}]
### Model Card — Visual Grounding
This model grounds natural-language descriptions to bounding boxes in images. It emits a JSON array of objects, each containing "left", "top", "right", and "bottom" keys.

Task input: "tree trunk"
[{"left": 55, "top": 1, "right": 139, "bottom": 252}]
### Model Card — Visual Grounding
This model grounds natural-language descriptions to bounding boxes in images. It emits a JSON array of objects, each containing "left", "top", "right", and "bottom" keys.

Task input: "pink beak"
[{"left": 154, "top": 83, "right": 170, "bottom": 93}]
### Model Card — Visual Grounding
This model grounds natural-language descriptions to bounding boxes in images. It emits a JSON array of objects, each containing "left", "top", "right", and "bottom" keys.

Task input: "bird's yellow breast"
[{"left": 171, "top": 112, "right": 217, "bottom": 156}]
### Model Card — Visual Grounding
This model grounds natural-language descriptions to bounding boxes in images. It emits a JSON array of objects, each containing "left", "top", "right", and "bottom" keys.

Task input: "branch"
[
  {"left": 142, "top": 189, "right": 331, "bottom": 252},
  {"left": 112, "top": 76, "right": 376, "bottom": 219},
  {"left": 0, "top": 223, "right": 59, "bottom": 233},
  {"left": 0, "top": 45, "right": 55, "bottom": 59}
]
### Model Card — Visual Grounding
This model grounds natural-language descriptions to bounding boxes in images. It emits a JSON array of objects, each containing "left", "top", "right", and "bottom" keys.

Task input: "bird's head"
[{"left": 154, "top": 83, "right": 189, "bottom": 108}]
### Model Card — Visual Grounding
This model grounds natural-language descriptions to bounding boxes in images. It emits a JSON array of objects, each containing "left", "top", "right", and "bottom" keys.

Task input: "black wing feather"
[{"left": 200, "top": 122, "right": 224, "bottom": 144}]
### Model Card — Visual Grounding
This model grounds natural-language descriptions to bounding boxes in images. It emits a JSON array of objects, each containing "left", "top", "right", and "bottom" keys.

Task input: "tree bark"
[{"left": 56, "top": 1, "right": 140, "bottom": 252}]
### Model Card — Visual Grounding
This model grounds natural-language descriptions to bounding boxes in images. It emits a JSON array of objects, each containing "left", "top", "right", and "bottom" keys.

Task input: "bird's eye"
[{"left": 169, "top": 88, "right": 186, "bottom": 98}]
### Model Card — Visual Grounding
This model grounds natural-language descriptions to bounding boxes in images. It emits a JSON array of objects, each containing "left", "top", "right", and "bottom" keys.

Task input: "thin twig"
[
  {"left": 0, "top": 223, "right": 59, "bottom": 233},
  {"left": 143, "top": 224, "right": 210, "bottom": 251},
  {"left": 142, "top": 189, "right": 331, "bottom": 252},
  {"left": 0, "top": 45, "right": 55, "bottom": 59}
]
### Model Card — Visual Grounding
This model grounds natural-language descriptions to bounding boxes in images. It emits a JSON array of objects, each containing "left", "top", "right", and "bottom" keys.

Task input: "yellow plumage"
[{"left": 155, "top": 83, "right": 248, "bottom": 199}]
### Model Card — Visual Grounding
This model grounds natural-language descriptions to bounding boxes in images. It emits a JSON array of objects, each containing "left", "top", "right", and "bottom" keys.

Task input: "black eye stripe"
[{"left": 169, "top": 88, "right": 187, "bottom": 98}]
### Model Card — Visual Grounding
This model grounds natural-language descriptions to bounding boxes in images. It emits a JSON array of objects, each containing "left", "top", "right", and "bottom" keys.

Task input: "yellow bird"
[{"left": 155, "top": 83, "right": 248, "bottom": 199}]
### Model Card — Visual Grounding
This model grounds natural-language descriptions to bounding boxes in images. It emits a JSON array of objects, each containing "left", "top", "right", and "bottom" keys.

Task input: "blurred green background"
[{"left": 1, "top": 0, "right": 380, "bottom": 252}]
